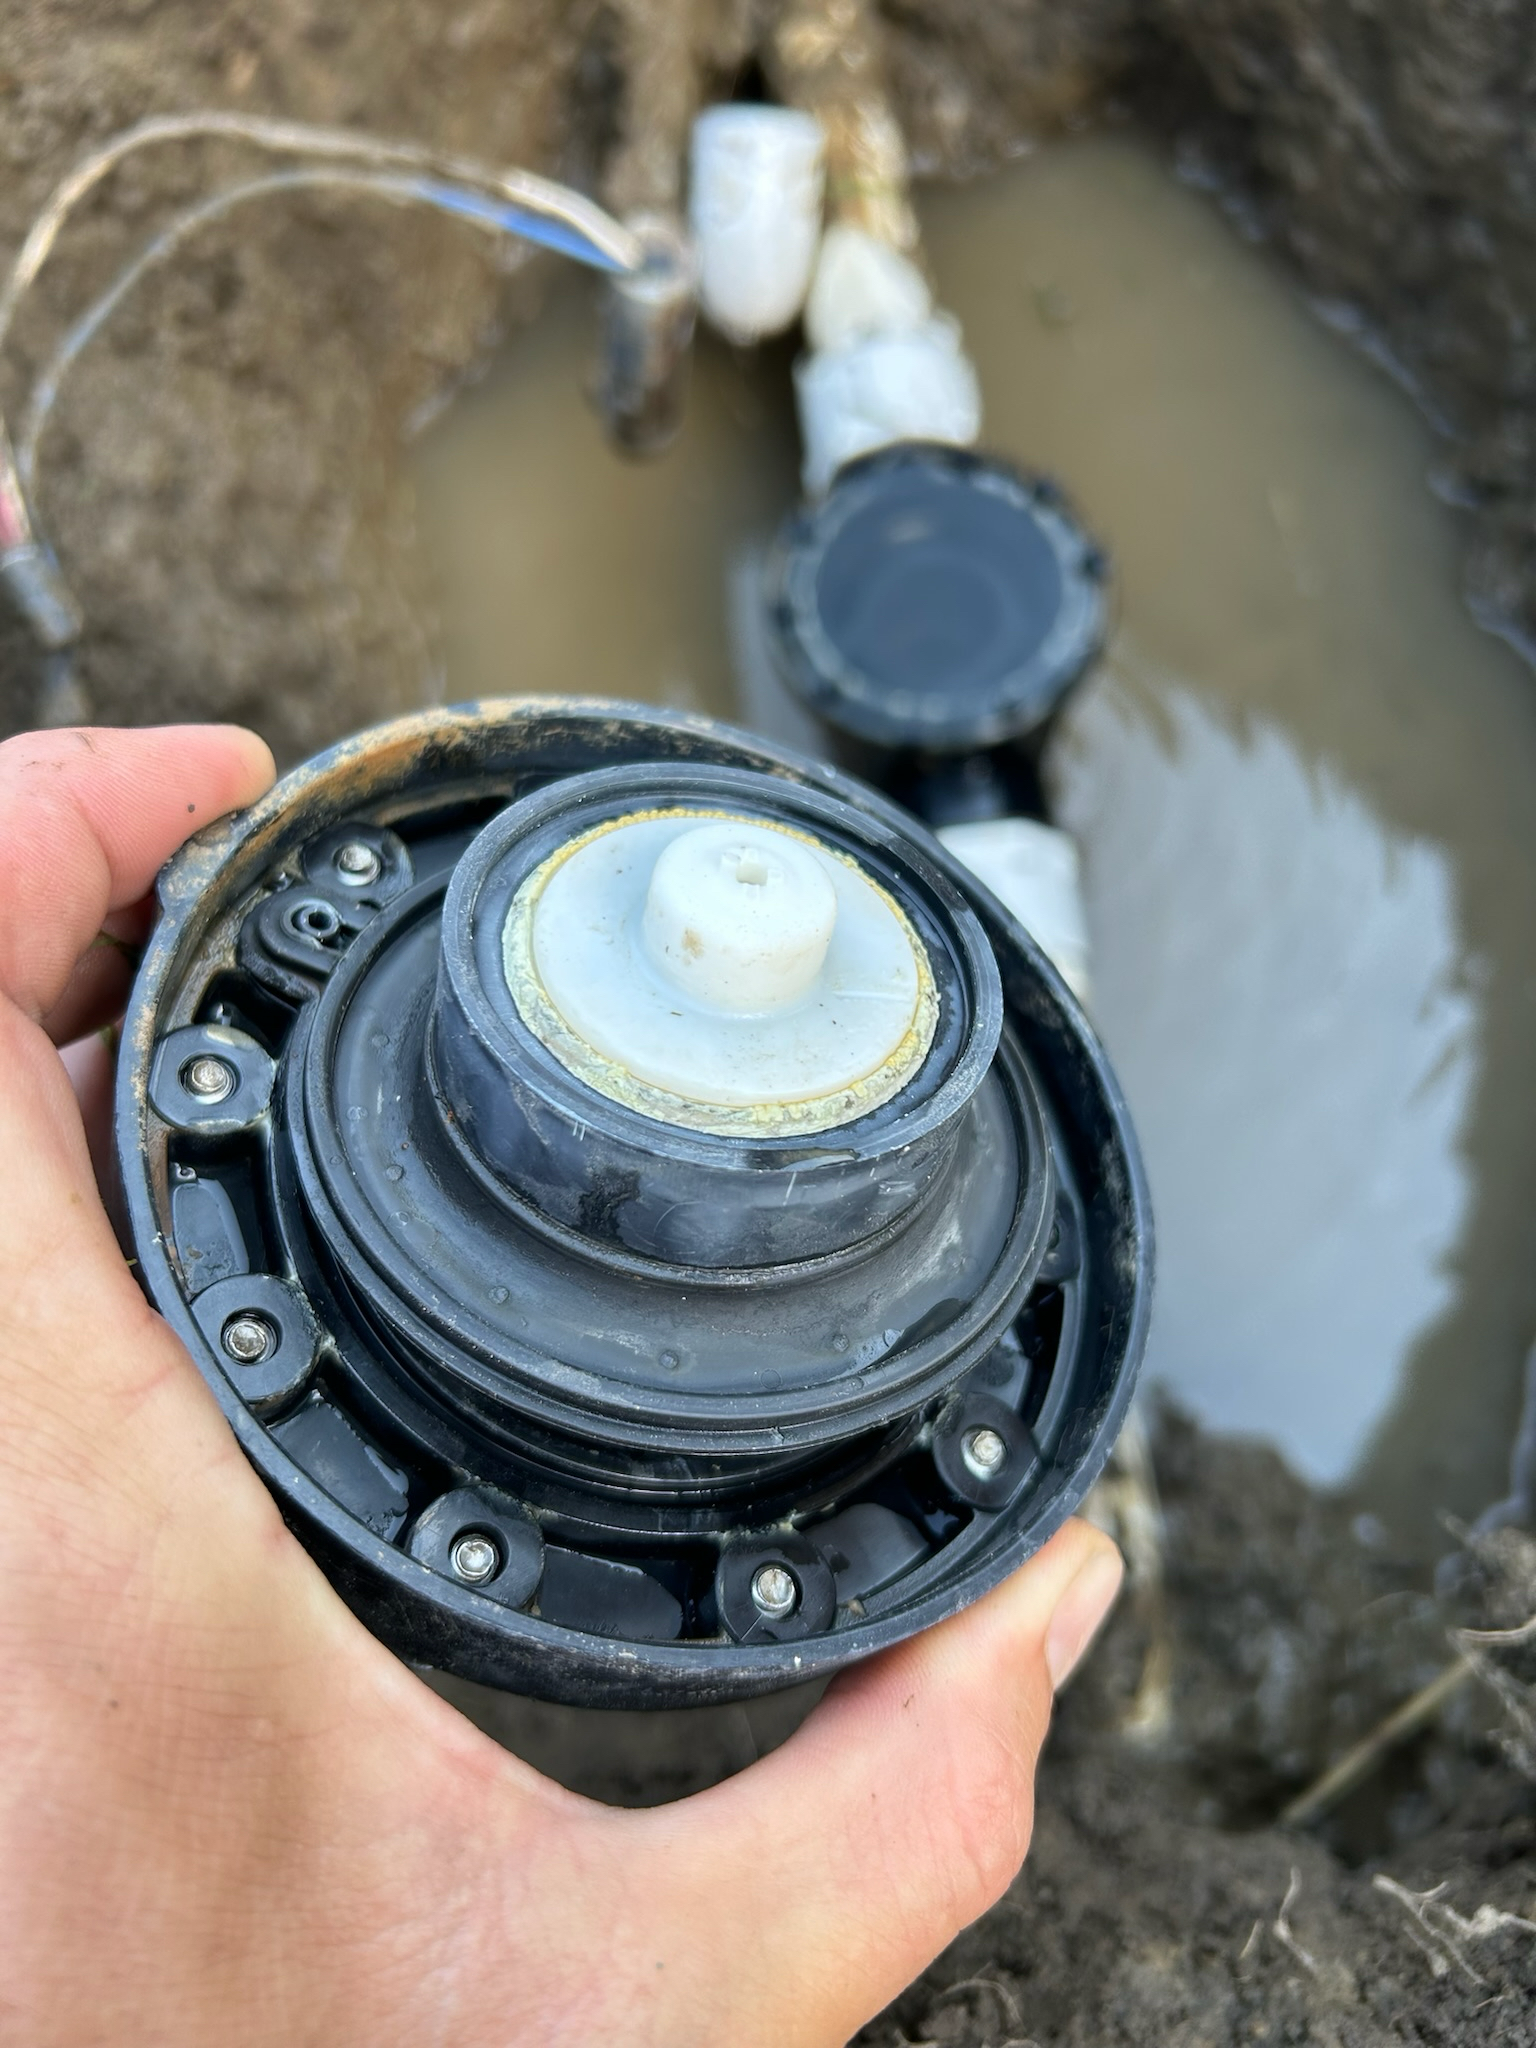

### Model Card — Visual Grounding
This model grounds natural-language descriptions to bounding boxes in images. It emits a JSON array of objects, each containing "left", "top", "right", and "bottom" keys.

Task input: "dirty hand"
[{"left": 0, "top": 724, "right": 1123, "bottom": 2048}]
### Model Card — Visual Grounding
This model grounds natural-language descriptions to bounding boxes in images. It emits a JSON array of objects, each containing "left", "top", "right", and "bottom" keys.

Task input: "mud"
[
  {"left": 855, "top": 1411, "right": 1536, "bottom": 2048},
  {"left": 4, "top": 4, "right": 1536, "bottom": 742},
  {"left": 0, "top": 0, "right": 659, "bottom": 754},
  {"left": 4, "top": 6, "right": 1536, "bottom": 2047}
]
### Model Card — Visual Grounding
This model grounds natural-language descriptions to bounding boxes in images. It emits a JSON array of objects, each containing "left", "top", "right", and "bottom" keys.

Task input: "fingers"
[
  {"left": 0, "top": 726, "right": 274, "bottom": 1026},
  {"left": 58, "top": 1031, "right": 121, "bottom": 1225},
  {"left": 623, "top": 1519, "right": 1124, "bottom": 2048},
  {"left": 39, "top": 904, "right": 151, "bottom": 1048}
]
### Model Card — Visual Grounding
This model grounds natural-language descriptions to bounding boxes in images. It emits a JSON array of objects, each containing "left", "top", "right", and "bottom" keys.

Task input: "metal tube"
[{"left": 596, "top": 211, "right": 698, "bottom": 457}]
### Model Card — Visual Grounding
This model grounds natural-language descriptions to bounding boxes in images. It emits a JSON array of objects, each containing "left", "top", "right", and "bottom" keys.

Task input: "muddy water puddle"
[{"left": 415, "top": 133, "right": 1536, "bottom": 1551}]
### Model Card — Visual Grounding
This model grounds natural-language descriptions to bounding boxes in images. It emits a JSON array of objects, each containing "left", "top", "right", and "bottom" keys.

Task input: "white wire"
[
  {"left": 0, "top": 109, "right": 641, "bottom": 360},
  {"left": 16, "top": 165, "right": 538, "bottom": 491}
]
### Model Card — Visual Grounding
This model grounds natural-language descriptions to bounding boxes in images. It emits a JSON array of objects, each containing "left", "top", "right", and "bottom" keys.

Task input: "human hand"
[{"left": 0, "top": 724, "right": 1124, "bottom": 2048}]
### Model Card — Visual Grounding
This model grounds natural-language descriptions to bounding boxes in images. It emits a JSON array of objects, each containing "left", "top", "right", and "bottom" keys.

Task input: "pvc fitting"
[
  {"left": 794, "top": 316, "right": 982, "bottom": 495},
  {"left": 688, "top": 106, "right": 825, "bottom": 344},
  {"left": 938, "top": 817, "right": 1092, "bottom": 1008},
  {"left": 804, "top": 223, "right": 932, "bottom": 353},
  {"left": 597, "top": 211, "right": 698, "bottom": 458}
]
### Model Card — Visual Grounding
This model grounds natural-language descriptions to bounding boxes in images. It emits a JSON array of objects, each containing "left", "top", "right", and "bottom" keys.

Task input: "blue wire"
[{"left": 411, "top": 178, "right": 631, "bottom": 276}]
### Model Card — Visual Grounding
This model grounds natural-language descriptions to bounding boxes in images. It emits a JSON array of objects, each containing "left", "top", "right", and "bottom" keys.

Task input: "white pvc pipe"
[
  {"left": 938, "top": 818, "right": 1092, "bottom": 1009},
  {"left": 794, "top": 221, "right": 981, "bottom": 492}
]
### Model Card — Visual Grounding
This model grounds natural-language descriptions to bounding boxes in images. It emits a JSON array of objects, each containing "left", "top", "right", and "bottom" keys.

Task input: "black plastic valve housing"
[{"left": 117, "top": 701, "right": 1150, "bottom": 1708}]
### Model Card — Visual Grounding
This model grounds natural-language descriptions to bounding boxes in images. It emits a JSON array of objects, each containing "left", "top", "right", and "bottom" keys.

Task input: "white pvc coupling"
[
  {"left": 796, "top": 318, "right": 982, "bottom": 495},
  {"left": 795, "top": 224, "right": 981, "bottom": 494},
  {"left": 688, "top": 106, "right": 825, "bottom": 344}
]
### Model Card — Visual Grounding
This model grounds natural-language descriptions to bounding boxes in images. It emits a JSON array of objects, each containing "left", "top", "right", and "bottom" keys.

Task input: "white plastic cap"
[
  {"left": 804, "top": 224, "right": 933, "bottom": 353},
  {"left": 794, "top": 316, "right": 982, "bottom": 495},
  {"left": 506, "top": 810, "right": 936, "bottom": 1131},
  {"left": 689, "top": 106, "right": 825, "bottom": 344}
]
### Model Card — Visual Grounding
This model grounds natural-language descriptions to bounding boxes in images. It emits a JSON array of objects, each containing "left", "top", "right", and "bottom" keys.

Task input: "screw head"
[
  {"left": 751, "top": 1562, "right": 799, "bottom": 1621},
  {"left": 221, "top": 1313, "right": 276, "bottom": 1364},
  {"left": 450, "top": 1532, "right": 501, "bottom": 1585},
  {"left": 334, "top": 841, "right": 383, "bottom": 887},
  {"left": 183, "top": 1054, "right": 236, "bottom": 1104},
  {"left": 961, "top": 1424, "right": 1008, "bottom": 1483}
]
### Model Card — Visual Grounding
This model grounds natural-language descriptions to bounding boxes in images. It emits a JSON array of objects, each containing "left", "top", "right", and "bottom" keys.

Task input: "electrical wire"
[
  {"left": 15, "top": 163, "right": 602, "bottom": 489},
  {"left": 0, "top": 116, "right": 652, "bottom": 662},
  {"left": 0, "top": 109, "right": 641, "bottom": 359}
]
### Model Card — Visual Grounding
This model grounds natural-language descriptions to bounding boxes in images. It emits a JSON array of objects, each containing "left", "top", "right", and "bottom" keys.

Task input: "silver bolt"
[
  {"left": 183, "top": 1054, "right": 236, "bottom": 1104},
  {"left": 334, "top": 841, "right": 382, "bottom": 887},
  {"left": 751, "top": 1562, "right": 799, "bottom": 1621},
  {"left": 961, "top": 1425, "right": 1008, "bottom": 1483},
  {"left": 221, "top": 1313, "right": 275, "bottom": 1365},
  {"left": 450, "top": 1532, "right": 500, "bottom": 1585}
]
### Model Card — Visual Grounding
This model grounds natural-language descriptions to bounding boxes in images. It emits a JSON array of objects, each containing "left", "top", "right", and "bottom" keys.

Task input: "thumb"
[
  {"left": 634, "top": 1517, "right": 1124, "bottom": 2048},
  {"left": 0, "top": 724, "right": 274, "bottom": 1031}
]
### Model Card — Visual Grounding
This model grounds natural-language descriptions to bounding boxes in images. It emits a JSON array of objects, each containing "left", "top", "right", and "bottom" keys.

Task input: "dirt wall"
[{"left": 2, "top": 2, "right": 1535, "bottom": 753}]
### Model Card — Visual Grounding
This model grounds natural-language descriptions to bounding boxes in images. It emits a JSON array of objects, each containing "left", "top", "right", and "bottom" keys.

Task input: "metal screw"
[
  {"left": 221, "top": 1313, "right": 275, "bottom": 1364},
  {"left": 751, "top": 1562, "right": 799, "bottom": 1621},
  {"left": 334, "top": 841, "right": 382, "bottom": 887},
  {"left": 183, "top": 1054, "right": 236, "bottom": 1104},
  {"left": 961, "top": 1425, "right": 1008, "bottom": 1483},
  {"left": 450, "top": 1532, "right": 500, "bottom": 1585}
]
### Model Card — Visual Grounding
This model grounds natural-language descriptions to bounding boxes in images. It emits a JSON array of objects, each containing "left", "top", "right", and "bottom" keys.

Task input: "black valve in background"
[{"left": 764, "top": 441, "right": 1109, "bottom": 830}]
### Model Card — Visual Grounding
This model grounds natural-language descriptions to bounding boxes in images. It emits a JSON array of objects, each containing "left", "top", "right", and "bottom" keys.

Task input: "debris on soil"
[{"left": 856, "top": 1409, "right": 1536, "bottom": 2048}]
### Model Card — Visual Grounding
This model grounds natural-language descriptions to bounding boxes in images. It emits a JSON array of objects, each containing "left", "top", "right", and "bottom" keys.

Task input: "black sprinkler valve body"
[
  {"left": 766, "top": 443, "right": 1109, "bottom": 827},
  {"left": 118, "top": 703, "right": 1150, "bottom": 1708}
]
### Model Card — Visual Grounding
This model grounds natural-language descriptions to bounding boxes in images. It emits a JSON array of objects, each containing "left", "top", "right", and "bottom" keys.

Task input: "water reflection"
[
  {"left": 920, "top": 136, "right": 1536, "bottom": 1543},
  {"left": 1053, "top": 660, "right": 1477, "bottom": 1487}
]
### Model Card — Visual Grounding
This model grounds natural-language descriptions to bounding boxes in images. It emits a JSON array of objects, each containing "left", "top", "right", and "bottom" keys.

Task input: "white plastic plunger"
[
  {"left": 640, "top": 821, "right": 837, "bottom": 1012},
  {"left": 505, "top": 810, "right": 937, "bottom": 1135}
]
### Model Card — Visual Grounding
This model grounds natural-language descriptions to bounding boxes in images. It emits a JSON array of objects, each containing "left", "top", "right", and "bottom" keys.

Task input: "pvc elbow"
[{"left": 688, "top": 106, "right": 824, "bottom": 344}]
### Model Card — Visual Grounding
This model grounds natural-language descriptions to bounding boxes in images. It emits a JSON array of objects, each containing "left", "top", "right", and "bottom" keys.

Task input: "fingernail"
[{"left": 1044, "top": 1548, "right": 1124, "bottom": 1691}]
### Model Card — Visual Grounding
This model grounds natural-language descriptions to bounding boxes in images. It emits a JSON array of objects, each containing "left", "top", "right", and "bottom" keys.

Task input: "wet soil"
[
  {"left": 856, "top": 1411, "right": 1536, "bottom": 2048},
  {"left": 4, "top": 6, "right": 1536, "bottom": 2047},
  {"left": 443, "top": 1409, "right": 1536, "bottom": 2046},
  {"left": 0, "top": 0, "right": 646, "bottom": 755}
]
